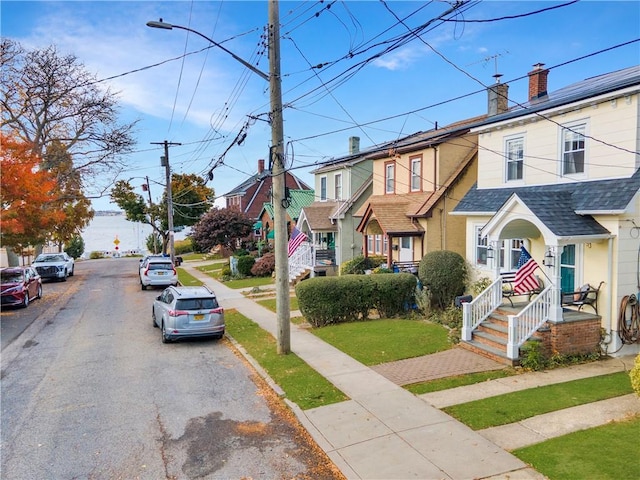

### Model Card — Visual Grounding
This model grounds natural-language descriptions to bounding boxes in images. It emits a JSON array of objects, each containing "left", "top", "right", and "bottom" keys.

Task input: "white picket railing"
[
  {"left": 461, "top": 277, "right": 503, "bottom": 341},
  {"left": 288, "top": 242, "right": 312, "bottom": 282}
]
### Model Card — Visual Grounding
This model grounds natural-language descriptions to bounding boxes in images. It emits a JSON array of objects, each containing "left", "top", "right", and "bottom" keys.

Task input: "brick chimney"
[
  {"left": 258, "top": 158, "right": 265, "bottom": 174},
  {"left": 349, "top": 136, "right": 360, "bottom": 155},
  {"left": 487, "top": 74, "right": 509, "bottom": 116},
  {"left": 528, "top": 63, "right": 549, "bottom": 102}
]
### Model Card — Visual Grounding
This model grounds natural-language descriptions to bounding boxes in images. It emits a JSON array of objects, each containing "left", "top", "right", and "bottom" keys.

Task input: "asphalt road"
[{"left": 1, "top": 257, "right": 341, "bottom": 479}]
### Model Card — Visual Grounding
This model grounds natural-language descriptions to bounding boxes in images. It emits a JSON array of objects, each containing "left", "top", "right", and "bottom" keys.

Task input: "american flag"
[
  {"left": 287, "top": 227, "right": 308, "bottom": 257},
  {"left": 514, "top": 246, "right": 540, "bottom": 294}
]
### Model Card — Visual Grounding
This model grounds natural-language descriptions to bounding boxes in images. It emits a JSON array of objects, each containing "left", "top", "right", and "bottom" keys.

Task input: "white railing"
[
  {"left": 288, "top": 242, "right": 312, "bottom": 282},
  {"left": 462, "top": 277, "right": 503, "bottom": 341},
  {"left": 506, "top": 285, "right": 552, "bottom": 359}
]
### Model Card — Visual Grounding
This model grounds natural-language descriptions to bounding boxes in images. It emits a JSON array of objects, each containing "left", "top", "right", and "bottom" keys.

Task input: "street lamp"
[{"left": 147, "top": 3, "right": 292, "bottom": 354}]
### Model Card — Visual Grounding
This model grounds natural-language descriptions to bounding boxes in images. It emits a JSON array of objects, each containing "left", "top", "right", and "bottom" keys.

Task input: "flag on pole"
[
  {"left": 514, "top": 246, "right": 540, "bottom": 294},
  {"left": 287, "top": 227, "right": 308, "bottom": 257}
]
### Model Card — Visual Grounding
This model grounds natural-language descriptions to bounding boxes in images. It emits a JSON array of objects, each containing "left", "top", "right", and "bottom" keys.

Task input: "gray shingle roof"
[{"left": 454, "top": 169, "right": 640, "bottom": 237}]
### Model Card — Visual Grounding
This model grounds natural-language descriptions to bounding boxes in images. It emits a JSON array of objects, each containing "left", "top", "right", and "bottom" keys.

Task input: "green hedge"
[
  {"left": 340, "top": 254, "right": 387, "bottom": 275},
  {"left": 296, "top": 273, "right": 417, "bottom": 327}
]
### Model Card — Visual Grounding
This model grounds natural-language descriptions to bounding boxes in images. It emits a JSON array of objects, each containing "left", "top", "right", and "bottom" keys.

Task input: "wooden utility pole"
[
  {"left": 269, "top": 0, "right": 290, "bottom": 354},
  {"left": 151, "top": 140, "right": 181, "bottom": 263}
]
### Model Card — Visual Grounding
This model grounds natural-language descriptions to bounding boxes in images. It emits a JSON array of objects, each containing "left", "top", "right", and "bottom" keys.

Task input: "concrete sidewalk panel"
[
  {"left": 356, "top": 390, "right": 452, "bottom": 432},
  {"left": 399, "top": 421, "right": 527, "bottom": 480},
  {"left": 304, "top": 400, "right": 393, "bottom": 449},
  {"left": 336, "top": 434, "right": 450, "bottom": 480},
  {"left": 326, "top": 370, "right": 405, "bottom": 398}
]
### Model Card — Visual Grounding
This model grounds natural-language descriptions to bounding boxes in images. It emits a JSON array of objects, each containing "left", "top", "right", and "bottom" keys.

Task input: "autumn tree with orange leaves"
[{"left": 0, "top": 133, "right": 65, "bottom": 253}]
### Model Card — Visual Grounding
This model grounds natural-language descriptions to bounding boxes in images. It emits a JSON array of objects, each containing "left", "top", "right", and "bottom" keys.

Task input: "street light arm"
[{"left": 146, "top": 20, "right": 269, "bottom": 82}]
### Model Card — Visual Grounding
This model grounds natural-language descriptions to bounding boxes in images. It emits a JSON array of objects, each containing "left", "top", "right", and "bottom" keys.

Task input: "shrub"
[
  {"left": 630, "top": 354, "right": 640, "bottom": 397},
  {"left": 340, "top": 255, "right": 386, "bottom": 275},
  {"left": 174, "top": 238, "right": 193, "bottom": 255},
  {"left": 418, "top": 250, "right": 467, "bottom": 309},
  {"left": 89, "top": 251, "right": 104, "bottom": 259},
  {"left": 65, "top": 235, "right": 85, "bottom": 259},
  {"left": 251, "top": 253, "right": 275, "bottom": 277},
  {"left": 471, "top": 276, "right": 493, "bottom": 295},
  {"left": 236, "top": 255, "right": 255, "bottom": 276},
  {"left": 369, "top": 273, "right": 417, "bottom": 318},
  {"left": 520, "top": 340, "right": 547, "bottom": 371}
]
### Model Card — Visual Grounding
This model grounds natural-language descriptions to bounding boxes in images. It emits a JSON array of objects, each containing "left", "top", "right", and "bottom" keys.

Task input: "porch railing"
[
  {"left": 462, "top": 280, "right": 553, "bottom": 360},
  {"left": 506, "top": 285, "right": 552, "bottom": 359},
  {"left": 288, "top": 242, "right": 312, "bottom": 282}
]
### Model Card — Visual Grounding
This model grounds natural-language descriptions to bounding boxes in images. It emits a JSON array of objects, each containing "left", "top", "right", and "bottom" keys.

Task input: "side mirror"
[{"left": 156, "top": 295, "right": 162, "bottom": 301}]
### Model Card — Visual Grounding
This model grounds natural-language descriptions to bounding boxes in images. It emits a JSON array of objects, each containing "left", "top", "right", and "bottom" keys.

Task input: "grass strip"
[
  {"left": 405, "top": 369, "right": 515, "bottom": 395},
  {"left": 443, "top": 371, "right": 633, "bottom": 430},
  {"left": 311, "top": 318, "right": 450, "bottom": 366},
  {"left": 513, "top": 416, "right": 640, "bottom": 480},
  {"left": 177, "top": 268, "right": 203, "bottom": 287},
  {"left": 257, "top": 296, "right": 299, "bottom": 312},
  {"left": 225, "top": 310, "right": 348, "bottom": 410}
]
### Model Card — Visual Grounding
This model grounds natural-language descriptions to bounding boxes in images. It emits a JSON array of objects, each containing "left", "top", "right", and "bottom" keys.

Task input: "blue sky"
[{"left": 3, "top": 1, "right": 639, "bottom": 211}]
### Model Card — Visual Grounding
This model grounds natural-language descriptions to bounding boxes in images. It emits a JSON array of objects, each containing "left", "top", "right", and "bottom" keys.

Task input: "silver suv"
[
  {"left": 152, "top": 285, "right": 225, "bottom": 343},
  {"left": 139, "top": 256, "right": 177, "bottom": 290}
]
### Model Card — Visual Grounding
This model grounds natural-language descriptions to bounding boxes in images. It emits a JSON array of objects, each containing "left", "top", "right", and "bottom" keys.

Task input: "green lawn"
[
  {"left": 257, "top": 296, "right": 299, "bottom": 312},
  {"left": 310, "top": 318, "right": 451, "bottom": 366},
  {"left": 443, "top": 371, "right": 633, "bottom": 430},
  {"left": 177, "top": 268, "right": 202, "bottom": 287},
  {"left": 514, "top": 416, "right": 640, "bottom": 480},
  {"left": 225, "top": 310, "right": 348, "bottom": 410},
  {"left": 405, "top": 369, "right": 516, "bottom": 394}
]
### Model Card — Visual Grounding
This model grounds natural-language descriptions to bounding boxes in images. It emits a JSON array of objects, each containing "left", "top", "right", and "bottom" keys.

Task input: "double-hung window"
[
  {"left": 562, "top": 123, "right": 586, "bottom": 175},
  {"left": 334, "top": 173, "right": 342, "bottom": 200},
  {"left": 505, "top": 136, "right": 524, "bottom": 181},
  {"left": 410, "top": 157, "right": 421, "bottom": 191},
  {"left": 476, "top": 227, "right": 488, "bottom": 266},
  {"left": 320, "top": 176, "right": 327, "bottom": 201},
  {"left": 385, "top": 162, "right": 395, "bottom": 194}
]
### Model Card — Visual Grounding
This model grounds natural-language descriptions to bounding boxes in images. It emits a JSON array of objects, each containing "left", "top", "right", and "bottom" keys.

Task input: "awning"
[
  {"left": 266, "top": 230, "right": 274, "bottom": 239},
  {"left": 253, "top": 221, "right": 262, "bottom": 230}
]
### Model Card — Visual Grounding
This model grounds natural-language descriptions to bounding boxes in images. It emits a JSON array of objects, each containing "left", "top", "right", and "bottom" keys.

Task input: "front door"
[{"left": 399, "top": 237, "right": 413, "bottom": 262}]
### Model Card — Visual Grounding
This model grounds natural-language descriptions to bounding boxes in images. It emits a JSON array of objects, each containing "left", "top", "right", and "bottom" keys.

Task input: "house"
[
  {"left": 296, "top": 136, "right": 374, "bottom": 275},
  {"left": 224, "top": 159, "right": 312, "bottom": 220},
  {"left": 257, "top": 189, "right": 315, "bottom": 245},
  {"left": 354, "top": 122, "right": 480, "bottom": 271},
  {"left": 452, "top": 64, "right": 640, "bottom": 361}
]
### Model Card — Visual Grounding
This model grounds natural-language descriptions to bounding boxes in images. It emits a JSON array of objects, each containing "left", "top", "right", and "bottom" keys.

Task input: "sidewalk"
[{"left": 182, "top": 263, "right": 638, "bottom": 479}]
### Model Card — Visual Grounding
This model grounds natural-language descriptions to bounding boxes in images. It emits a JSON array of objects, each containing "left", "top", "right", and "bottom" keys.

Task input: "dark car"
[{"left": 1, "top": 266, "right": 43, "bottom": 308}]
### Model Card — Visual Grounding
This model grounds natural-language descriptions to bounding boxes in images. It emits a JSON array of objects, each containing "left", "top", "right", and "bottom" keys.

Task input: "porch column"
[{"left": 547, "top": 245, "right": 564, "bottom": 323}]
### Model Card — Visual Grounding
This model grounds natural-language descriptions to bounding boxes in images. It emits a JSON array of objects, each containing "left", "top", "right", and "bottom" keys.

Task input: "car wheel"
[
  {"left": 36, "top": 284, "right": 43, "bottom": 299},
  {"left": 22, "top": 292, "right": 30, "bottom": 308},
  {"left": 69, "top": 266, "right": 74, "bottom": 277},
  {"left": 152, "top": 309, "right": 158, "bottom": 328},
  {"left": 161, "top": 322, "right": 170, "bottom": 343},
  {"left": 61, "top": 270, "right": 67, "bottom": 282},
  {"left": 141, "top": 282, "right": 147, "bottom": 291}
]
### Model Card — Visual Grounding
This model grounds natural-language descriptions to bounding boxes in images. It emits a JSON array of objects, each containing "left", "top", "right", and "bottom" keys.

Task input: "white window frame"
[
  {"left": 320, "top": 176, "right": 327, "bottom": 201},
  {"left": 367, "top": 235, "right": 374, "bottom": 253},
  {"left": 505, "top": 135, "right": 524, "bottom": 182},
  {"left": 334, "top": 173, "right": 342, "bottom": 201},
  {"left": 375, "top": 235, "right": 382, "bottom": 254},
  {"left": 410, "top": 157, "right": 421, "bottom": 191},
  {"left": 475, "top": 227, "right": 488, "bottom": 266},
  {"left": 385, "top": 162, "right": 395, "bottom": 194},
  {"left": 561, "top": 121, "right": 587, "bottom": 176}
]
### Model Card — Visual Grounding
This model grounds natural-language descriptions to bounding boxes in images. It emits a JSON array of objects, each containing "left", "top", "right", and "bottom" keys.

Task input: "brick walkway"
[{"left": 371, "top": 347, "right": 506, "bottom": 386}]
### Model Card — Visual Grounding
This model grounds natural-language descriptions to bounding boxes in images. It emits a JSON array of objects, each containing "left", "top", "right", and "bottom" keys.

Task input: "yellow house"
[{"left": 452, "top": 64, "right": 640, "bottom": 361}]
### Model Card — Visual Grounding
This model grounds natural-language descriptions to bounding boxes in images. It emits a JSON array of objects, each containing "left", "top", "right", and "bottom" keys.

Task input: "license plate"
[
  {"left": 157, "top": 272, "right": 165, "bottom": 275},
  {"left": 193, "top": 314, "right": 204, "bottom": 321}
]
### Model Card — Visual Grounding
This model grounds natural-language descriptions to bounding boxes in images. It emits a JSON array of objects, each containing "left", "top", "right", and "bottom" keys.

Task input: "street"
[{"left": 1, "top": 258, "right": 341, "bottom": 479}]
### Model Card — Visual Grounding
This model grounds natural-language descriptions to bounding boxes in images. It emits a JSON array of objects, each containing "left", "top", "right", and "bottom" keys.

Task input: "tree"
[
  {"left": 65, "top": 235, "right": 85, "bottom": 259},
  {"left": 418, "top": 250, "right": 468, "bottom": 309},
  {"left": 110, "top": 174, "right": 214, "bottom": 254},
  {"left": 190, "top": 208, "right": 254, "bottom": 253},
  {"left": 0, "top": 39, "right": 136, "bottom": 191},
  {"left": 0, "top": 133, "right": 65, "bottom": 254}
]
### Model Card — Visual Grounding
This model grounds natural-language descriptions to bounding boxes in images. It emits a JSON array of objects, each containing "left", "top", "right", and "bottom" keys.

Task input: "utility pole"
[
  {"left": 151, "top": 140, "right": 181, "bottom": 263},
  {"left": 269, "top": 0, "right": 290, "bottom": 354}
]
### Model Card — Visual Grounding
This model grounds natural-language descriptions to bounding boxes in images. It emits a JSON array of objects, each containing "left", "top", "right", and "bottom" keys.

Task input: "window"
[
  {"left": 560, "top": 245, "right": 576, "bottom": 293},
  {"left": 410, "top": 157, "right": 421, "bottom": 191},
  {"left": 505, "top": 137, "right": 524, "bottom": 181},
  {"left": 320, "top": 176, "right": 327, "bottom": 201},
  {"left": 562, "top": 124, "right": 586, "bottom": 175},
  {"left": 476, "top": 228, "right": 488, "bottom": 266},
  {"left": 367, "top": 235, "right": 374, "bottom": 253},
  {"left": 334, "top": 173, "right": 342, "bottom": 200},
  {"left": 509, "top": 239, "right": 523, "bottom": 270},
  {"left": 385, "top": 162, "right": 395, "bottom": 194},
  {"left": 383, "top": 236, "right": 388, "bottom": 254},
  {"left": 375, "top": 235, "right": 381, "bottom": 254}
]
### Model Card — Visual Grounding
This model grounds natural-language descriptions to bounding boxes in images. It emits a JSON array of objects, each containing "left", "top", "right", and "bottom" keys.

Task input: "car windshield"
[
  {"left": 1, "top": 271, "right": 24, "bottom": 283},
  {"left": 36, "top": 255, "right": 64, "bottom": 262},
  {"left": 176, "top": 298, "right": 218, "bottom": 310},
  {"left": 148, "top": 263, "right": 173, "bottom": 271}
]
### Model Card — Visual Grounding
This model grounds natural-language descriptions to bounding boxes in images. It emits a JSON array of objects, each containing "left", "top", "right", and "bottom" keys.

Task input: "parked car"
[
  {"left": 152, "top": 285, "right": 225, "bottom": 343},
  {"left": 32, "top": 253, "right": 74, "bottom": 281},
  {"left": 139, "top": 256, "right": 177, "bottom": 290},
  {"left": 1, "top": 266, "right": 43, "bottom": 308}
]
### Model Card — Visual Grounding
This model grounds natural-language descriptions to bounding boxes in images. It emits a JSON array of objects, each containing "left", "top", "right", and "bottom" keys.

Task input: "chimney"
[
  {"left": 528, "top": 63, "right": 549, "bottom": 102},
  {"left": 349, "top": 136, "right": 360, "bottom": 155},
  {"left": 487, "top": 74, "right": 509, "bottom": 116},
  {"left": 258, "top": 158, "right": 265, "bottom": 174}
]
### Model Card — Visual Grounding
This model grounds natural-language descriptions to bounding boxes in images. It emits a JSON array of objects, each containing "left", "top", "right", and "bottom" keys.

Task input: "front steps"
[{"left": 460, "top": 307, "right": 520, "bottom": 366}]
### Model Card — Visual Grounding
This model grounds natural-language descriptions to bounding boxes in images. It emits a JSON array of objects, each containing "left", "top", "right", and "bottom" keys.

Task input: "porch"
[
  {"left": 460, "top": 279, "right": 602, "bottom": 365},
  {"left": 288, "top": 242, "right": 337, "bottom": 283}
]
